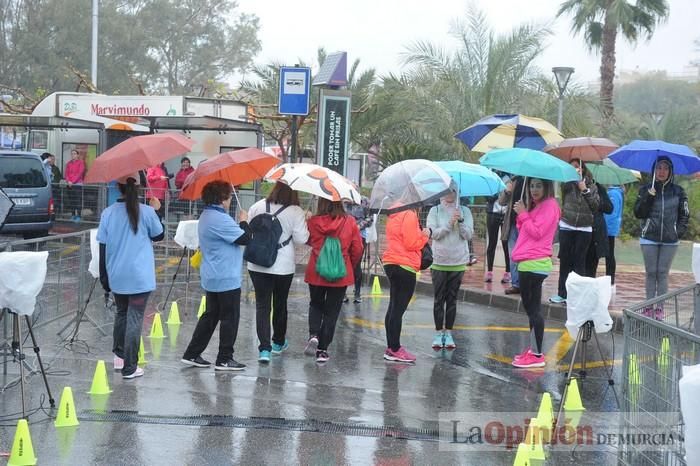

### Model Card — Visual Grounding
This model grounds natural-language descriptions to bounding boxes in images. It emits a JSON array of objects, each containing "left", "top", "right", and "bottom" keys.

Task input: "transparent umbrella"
[{"left": 369, "top": 159, "right": 453, "bottom": 214}]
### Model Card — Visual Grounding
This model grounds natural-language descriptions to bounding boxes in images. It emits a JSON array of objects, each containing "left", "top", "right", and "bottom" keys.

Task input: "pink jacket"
[
  {"left": 65, "top": 159, "right": 85, "bottom": 184},
  {"left": 146, "top": 166, "right": 169, "bottom": 200},
  {"left": 511, "top": 197, "right": 560, "bottom": 263}
]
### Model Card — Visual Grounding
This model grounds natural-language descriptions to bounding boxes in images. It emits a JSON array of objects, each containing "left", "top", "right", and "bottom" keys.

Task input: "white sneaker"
[
  {"left": 611, "top": 284, "right": 617, "bottom": 295},
  {"left": 122, "top": 367, "right": 144, "bottom": 379},
  {"left": 113, "top": 355, "right": 124, "bottom": 371}
]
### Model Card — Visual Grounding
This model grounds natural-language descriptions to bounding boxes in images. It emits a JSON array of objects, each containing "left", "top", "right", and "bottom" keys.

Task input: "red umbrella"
[
  {"left": 85, "top": 133, "right": 194, "bottom": 183},
  {"left": 179, "top": 148, "right": 280, "bottom": 200},
  {"left": 543, "top": 137, "right": 618, "bottom": 162}
]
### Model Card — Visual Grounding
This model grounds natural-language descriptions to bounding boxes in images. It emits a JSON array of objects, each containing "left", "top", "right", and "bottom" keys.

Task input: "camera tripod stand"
[
  {"left": 0, "top": 308, "right": 55, "bottom": 417},
  {"left": 555, "top": 320, "right": 619, "bottom": 430},
  {"left": 57, "top": 277, "right": 109, "bottom": 343}
]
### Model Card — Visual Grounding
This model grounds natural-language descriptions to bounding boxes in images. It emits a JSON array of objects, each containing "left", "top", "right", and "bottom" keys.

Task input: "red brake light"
[{"left": 49, "top": 197, "right": 54, "bottom": 215}]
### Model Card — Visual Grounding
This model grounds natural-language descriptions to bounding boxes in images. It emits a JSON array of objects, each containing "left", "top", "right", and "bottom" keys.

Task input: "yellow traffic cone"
[
  {"left": 138, "top": 337, "right": 147, "bottom": 365},
  {"left": 149, "top": 313, "right": 165, "bottom": 339},
  {"left": 536, "top": 392, "right": 554, "bottom": 435},
  {"left": 563, "top": 378, "right": 585, "bottom": 411},
  {"left": 197, "top": 295, "right": 206, "bottom": 319},
  {"left": 657, "top": 336, "right": 670, "bottom": 370},
  {"left": 525, "top": 417, "right": 545, "bottom": 461},
  {"left": 168, "top": 323, "right": 181, "bottom": 350},
  {"left": 512, "top": 442, "right": 530, "bottom": 466},
  {"left": 54, "top": 386, "right": 79, "bottom": 427},
  {"left": 371, "top": 276, "right": 382, "bottom": 295},
  {"left": 166, "top": 301, "right": 181, "bottom": 324},
  {"left": 87, "top": 360, "right": 112, "bottom": 395},
  {"left": 8, "top": 419, "right": 37, "bottom": 466}
]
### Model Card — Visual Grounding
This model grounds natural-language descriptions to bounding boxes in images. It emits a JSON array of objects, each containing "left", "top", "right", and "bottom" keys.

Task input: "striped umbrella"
[{"left": 455, "top": 114, "right": 563, "bottom": 153}]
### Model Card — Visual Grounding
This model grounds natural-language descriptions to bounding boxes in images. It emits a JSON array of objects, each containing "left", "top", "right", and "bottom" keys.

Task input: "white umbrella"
[{"left": 264, "top": 163, "right": 361, "bottom": 204}]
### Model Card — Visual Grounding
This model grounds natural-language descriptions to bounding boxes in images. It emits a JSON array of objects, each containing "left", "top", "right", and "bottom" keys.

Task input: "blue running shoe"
[
  {"left": 258, "top": 350, "right": 271, "bottom": 363},
  {"left": 271, "top": 340, "right": 289, "bottom": 354}
]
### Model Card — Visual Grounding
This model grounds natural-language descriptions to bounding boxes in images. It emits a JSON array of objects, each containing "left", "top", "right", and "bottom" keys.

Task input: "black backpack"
[{"left": 243, "top": 201, "right": 292, "bottom": 267}]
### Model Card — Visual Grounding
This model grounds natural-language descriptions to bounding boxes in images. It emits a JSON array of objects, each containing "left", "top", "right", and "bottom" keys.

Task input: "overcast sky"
[{"left": 235, "top": 0, "right": 699, "bottom": 86}]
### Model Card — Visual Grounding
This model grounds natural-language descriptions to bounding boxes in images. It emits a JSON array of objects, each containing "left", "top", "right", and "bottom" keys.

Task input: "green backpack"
[{"left": 316, "top": 221, "right": 347, "bottom": 281}]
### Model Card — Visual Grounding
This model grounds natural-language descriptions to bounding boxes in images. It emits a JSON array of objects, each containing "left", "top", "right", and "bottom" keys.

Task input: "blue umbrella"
[
  {"left": 479, "top": 148, "right": 579, "bottom": 182},
  {"left": 455, "top": 114, "right": 563, "bottom": 152},
  {"left": 434, "top": 161, "right": 506, "bottom": 197},
  {"left": 608, "top": 140, "right": 700, "bottom": 175}
]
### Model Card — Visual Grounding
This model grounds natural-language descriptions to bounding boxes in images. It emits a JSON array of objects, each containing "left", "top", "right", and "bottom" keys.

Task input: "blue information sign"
[{"left": 278, "top": 67, "right": 311, "bottom": 116}]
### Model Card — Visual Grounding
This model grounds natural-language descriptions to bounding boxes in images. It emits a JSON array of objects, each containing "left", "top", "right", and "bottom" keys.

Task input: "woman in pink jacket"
[
  {"left": 65, "top": 149, "right": 86, "bottom": 221},
  {"left": 510, "top": 178, "right": 560, "bottom": 368},
  {"left": 146, "top": 163, "right": 170, "bottom": 219}
]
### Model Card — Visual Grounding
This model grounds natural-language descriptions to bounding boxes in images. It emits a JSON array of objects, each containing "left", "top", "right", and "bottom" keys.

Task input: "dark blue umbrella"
[
  {"left": 608, "top": 140, "right": 700, "bottom": 175},
  {"left": 455, "top": 114, "right": 562, "bottom": 152}
]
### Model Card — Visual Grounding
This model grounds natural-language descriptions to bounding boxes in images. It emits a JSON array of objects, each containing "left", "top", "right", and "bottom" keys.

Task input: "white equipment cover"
[
  {"left": 88, "top": 228, "right": 100, "bottom": 279},
  {"left": 0, "top": 251, "right": 48, "bottom": 315},
  {"left": 692, "top": 243, "right": 700, "bottom": 283},
  {"left": 365, "top": 214, "right": 378, "bottom": 243},
  {"left": 680, "top": 364, "right": 700, "bottom": 465},
  {"left": 564, "top": 272, "right": 613, "bottom": 337},
  {"left": 174, "top": 220, "right": 199, "bottom": 250}
]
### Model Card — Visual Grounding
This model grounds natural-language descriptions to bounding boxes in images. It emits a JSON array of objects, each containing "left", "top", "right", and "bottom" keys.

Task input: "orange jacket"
[{"left": 382, "top": 210, "right": 428, "bottom": 270}]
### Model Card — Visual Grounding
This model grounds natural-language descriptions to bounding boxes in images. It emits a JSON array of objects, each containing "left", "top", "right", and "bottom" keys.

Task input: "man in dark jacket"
[
  {"left": 584, "top": 182, "right": 614, "bottom": 278},
  {"left": 497, "top": 176, "right": 524, "bottom": 294}
]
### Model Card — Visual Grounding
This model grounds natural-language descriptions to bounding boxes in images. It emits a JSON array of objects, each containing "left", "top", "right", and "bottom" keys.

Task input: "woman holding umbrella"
[
  {"left": 511, "top": 178, "right": 560, "bottom": 368},
  {"left": 97, "top": 173, "right": 164, "bottom": 379},
  {"left": 549, "top": 160, "right": 599, "bottom": 304},
  {"left": 634, "top": 156, "right": 689, "bottom": 316}
]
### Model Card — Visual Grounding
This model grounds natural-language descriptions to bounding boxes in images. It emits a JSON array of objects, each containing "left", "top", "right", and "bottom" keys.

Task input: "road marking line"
[{"left": 344, "top": 317, "right": 564, "bottom": 333}]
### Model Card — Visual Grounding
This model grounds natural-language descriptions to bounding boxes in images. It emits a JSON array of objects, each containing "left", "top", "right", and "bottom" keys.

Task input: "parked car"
[{"left": 0, "top": 151, "right": 53, "bottom": 239}]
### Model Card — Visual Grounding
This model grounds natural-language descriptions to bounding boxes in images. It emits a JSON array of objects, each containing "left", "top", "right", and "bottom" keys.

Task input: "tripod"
[
  {"left": 0, "top": 308, "right": 55, "bottom": 417},
  {"left": 57, "top": 276, "right": 109, "bottom": 341},
  {"left": 555, "top": 320, "right": 619, "bottom": 430}
]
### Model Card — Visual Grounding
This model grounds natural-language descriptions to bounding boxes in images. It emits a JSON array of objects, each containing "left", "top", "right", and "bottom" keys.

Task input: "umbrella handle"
[{"left": 232, "top": 186, "right": 242, "bottom": 210}]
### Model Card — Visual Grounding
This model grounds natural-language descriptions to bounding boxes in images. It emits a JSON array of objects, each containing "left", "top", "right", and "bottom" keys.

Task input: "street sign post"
[{"left": 278, "top": 67, "right": 311, "bottom": 116}]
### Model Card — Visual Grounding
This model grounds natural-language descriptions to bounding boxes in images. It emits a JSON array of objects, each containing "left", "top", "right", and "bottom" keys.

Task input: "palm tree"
[
  {"left": 399, "top": 6, "right": 551, "bottom": 160},
  {"left": 557, "top": 0, "right": 669, "bottom": 132}
]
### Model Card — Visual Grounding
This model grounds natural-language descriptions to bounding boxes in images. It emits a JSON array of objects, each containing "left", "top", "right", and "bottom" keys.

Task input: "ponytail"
[{"left": 118, "top": 180, "right": 140, "bottom": 233}]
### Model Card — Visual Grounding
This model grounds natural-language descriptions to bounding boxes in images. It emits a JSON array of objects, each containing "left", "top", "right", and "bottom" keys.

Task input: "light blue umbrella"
[
  {"left": 479, "top": 148, "right": 579, "bottom": 182},
  {"left": 434, "top": 161, "right": 505, "bottom": 197}
]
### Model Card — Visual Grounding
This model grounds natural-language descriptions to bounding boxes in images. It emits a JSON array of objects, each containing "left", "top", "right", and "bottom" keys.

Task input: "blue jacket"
[{"left": 604, "top": 186, "right": 624, "bottom": 237}]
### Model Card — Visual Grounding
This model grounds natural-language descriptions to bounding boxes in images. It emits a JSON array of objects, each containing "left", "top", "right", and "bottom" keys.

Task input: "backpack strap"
[{"left": 273, "top": 203, "right": 292, "bottom": 249}]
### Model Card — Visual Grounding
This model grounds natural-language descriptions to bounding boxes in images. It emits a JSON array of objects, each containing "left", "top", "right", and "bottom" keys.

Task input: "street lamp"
[{"left": 552, "top": 66, "right": 575, "bottom": 131}]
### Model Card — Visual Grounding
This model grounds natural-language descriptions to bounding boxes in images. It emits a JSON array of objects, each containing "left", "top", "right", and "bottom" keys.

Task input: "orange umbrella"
[
  {"left": 179, "top": 148, "right": 280, "bottom": 200},
  {"left": 85, "top": 133, "right": 194, "bottom": 183}
]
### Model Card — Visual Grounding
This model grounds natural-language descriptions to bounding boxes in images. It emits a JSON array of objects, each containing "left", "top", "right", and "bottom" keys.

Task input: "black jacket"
[
  {"left": 634, "top": 181, "right": 689, "bottom": 243},
  {"left": 560, "top": 177, "right": 599, "bottom": 228},
  {"left": 590, "top": 183, "right": 614, "bottom": 259}
]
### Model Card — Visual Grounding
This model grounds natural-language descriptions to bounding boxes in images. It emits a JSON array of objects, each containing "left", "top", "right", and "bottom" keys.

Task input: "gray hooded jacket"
[{"left": 426, "top": 200, "right": 473, "bottom": 266}]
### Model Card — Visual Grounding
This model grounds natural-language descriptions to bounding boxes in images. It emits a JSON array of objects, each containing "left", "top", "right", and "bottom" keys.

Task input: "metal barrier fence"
[{"left": 619, "top": 285, "right": 700, "bottom": 465}]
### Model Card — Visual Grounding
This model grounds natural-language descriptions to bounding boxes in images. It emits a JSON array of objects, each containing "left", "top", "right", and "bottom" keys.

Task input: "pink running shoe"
[
  {"left": 513, "top": 347, "right": 531, "bottom": 362},
  {"left": 641, "top": 307, "right": 654, "bottom": 318},
  {"left": 383, "top": 346, "right": 417, "bottom": 363},
  {"left": 484, "top": 271, "right": 493, "bottom": 283},
  {"left": 654, "top": 307, "right": 665, "bottom": 321},
  {"left": 512, "top": 352, "right": 545, "bottom": 368},
  {"left": 501, "top": 272, "right": 511, "bottom": 284}
]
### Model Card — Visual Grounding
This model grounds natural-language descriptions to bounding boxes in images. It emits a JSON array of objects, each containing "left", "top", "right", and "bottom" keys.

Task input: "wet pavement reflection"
[{"left": 0, "top": 275, "right": 622, "bottom": 465}]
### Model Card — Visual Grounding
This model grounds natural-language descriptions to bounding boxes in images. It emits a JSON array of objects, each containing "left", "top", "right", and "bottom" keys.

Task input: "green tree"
[{"left": 557, "top": 0, "right": 670, "bottom": 132}]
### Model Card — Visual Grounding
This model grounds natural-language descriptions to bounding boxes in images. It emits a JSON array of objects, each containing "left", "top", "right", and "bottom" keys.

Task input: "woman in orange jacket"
[{"left": 382, "top": 208, "right": 430, "bottom": 363}]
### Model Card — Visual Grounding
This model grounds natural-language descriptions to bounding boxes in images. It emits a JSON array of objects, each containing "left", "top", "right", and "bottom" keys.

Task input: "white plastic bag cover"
[
  {"left": 174, "top": 220, "right": 199, "bottom": 250},
  {"left": 680, "top": 364, "right": 700, "bottom": 465},
  {"left": 0, "top": 251, "right": 48, "bottom": 315},
  {"left": 565, "top": 272, "right": 613, "bottom": 338},
  {"left": 692, "top": 243, "right": 700, "bottom": 283},
  {"left": 365, "top": 214, "right": 378, "bottom": 244},
  {"left": 88, "top": 228, "right": 100, "bottom": 279}
]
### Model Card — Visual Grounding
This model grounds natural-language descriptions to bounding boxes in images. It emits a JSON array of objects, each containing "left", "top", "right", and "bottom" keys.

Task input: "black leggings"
[
  {"left": 384, "top": 264, "right": 417, "bottom": 351},
  {"left": 486, "top": 213, "right": 510, "bottom": 272},
  {"left": 606, "top": 236, "right": 616, "bottom": 285},
  {"left": 520, "top": 272, "right": 546, "bottom": 354},
  {"left": 432, "top": 269, "right": 464, "bottom": 330},
  {"left": 557, "top": 229, "right": 592, "bottom": 298}
]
